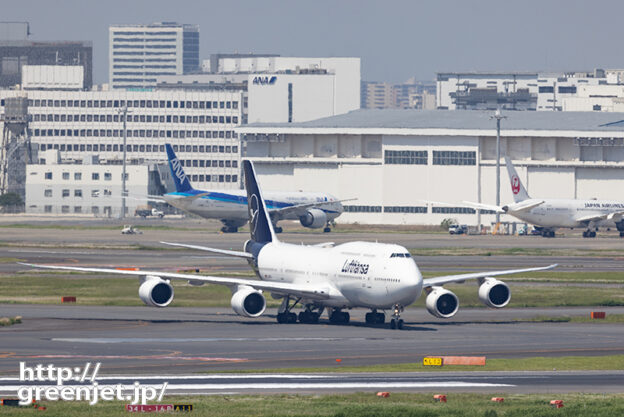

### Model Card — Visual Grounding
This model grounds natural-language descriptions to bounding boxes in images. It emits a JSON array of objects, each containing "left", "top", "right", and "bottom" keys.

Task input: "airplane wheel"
[
  {"left": 376, "top": 313, "right": 385, "bottom": 324},
  {"left": 323, "top": 227, "right": 331, "bottom": 233},
  {"left": 342, "top": 312, "right": 350, "bottom": 323},
  {"left": 583, "top": 231, "right": 588, "bottom": 238},
  {"left": 397, "top": 319, "right": 404, "bottom": 330},
  {"left": 288, "top": 313, "right": 297, "bottom": 323},
  {"left": 390, "top": 319, "right": 397, "bottom": 329},
  {"left": 590, "top": 231, "right": 597, "bottom": 238},
  {"left": 277, "top": 313, "right": 286, "bottom": 324},
  {"left": 274, "top": 227, "right": 283, "bottom": 234},
  {"left": 620, "top": 232, "right": 624, "bottom": 238},
  {"left": 365, "top": 312, "right": 373, "bottom": 324}
]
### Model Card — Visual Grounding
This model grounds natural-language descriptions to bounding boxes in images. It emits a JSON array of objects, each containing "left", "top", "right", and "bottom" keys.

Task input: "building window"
[
  {"left": 92, "top": 173, "right": 100, "bottom": 180},
  {"left": 74, "top": 206, "right": 82, "bottom": 213},
  {"left": 432, "top": 151, "right": 476, "bottom": 166},
  {"left": 558, "top": 86, "right": 577, "bottom": 94},
  {"left": 538, "top": 86, "right": 554, "bottom": 93},
  {"left": 91, "top": 190, "right": 99, "bottom": 198},
  {"left": 344, "top": 205, "right": 382, "bottom": 213},
  {"left": 62, "top": 189, "right": 70, "bottom": 198},
  {"left": 44, "top": 189, "right": 52, "bottom": 197},
  {"left": 74, "top": 189, "right": 83, "bottom": 198},
  {"left": 62, "top": 172, "right": 70, "bottom": 180},
  {"left": 104, "top": 172, "right": 112, "bottom": 181},
  {"left": 91, "top": 206, "right": 99, "bottom": 215},
  {"left": 45, "top": 172, "right": 53, "bottom": 180},
  {"left": 384, "top": 150, "right": 427, "bottom": 165},
  {"left": 432, "top": 206, "right": 476, "bottom": 214},
  {"left": 44, "top": 205, "right": 52, "bottom": 213},
  {"left": 384, "top": 206, "right": 427, "bottom": 213},
  {"left": 74, "top": 172, "right": 82, "bottom": 181},
  {"left": 61, "top": 205, "right": 70, "bottom": 214}
]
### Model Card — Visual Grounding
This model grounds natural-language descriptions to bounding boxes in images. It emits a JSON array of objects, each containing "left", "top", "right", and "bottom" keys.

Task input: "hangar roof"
[{"left": 239, "top": 109, "right": 624, "bottom": 136}]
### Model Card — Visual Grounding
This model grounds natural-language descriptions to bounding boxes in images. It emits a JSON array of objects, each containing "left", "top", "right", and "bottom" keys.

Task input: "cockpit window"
[{"left": 390, "top": 253, "right": 412, "bottom": 258}]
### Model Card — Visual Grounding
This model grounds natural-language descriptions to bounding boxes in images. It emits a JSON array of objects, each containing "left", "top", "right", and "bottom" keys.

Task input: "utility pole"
[
  {"left": 117, "top": 106, "right": 130, "bottom": 219},
  {"left": 491, "top": 109, "right": 507, "bottom": 225}
]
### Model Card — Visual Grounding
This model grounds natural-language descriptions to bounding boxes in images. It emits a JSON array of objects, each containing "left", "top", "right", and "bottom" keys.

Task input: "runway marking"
[
  {"left": 51, "top": 337, "right": 367, "bottom": 344},
  {"left": 0, "top": 382, "right": 515, "bottom": 391},
  {"left": 0, "top": 374, "right": 340, "bottom": 381},
  {"left": 6, "top": 354, "right": 247, "bottom": 362}
]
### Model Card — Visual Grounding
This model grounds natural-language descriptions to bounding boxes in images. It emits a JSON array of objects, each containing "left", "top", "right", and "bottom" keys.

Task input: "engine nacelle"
[
  {"left": 425, "top": 286, "right": 459, "bottom": 318},
  {"left": 299, "top": 208, "right": 327, "bottom": 229},
  {"left": 478, "top": 278, "right": 511, "bottom": 308},
  {"left": 138, "top": 276, "right": 174, "bottom": 307},
  {"left": 231, "top": 286, "right": 266, "bottom": 317}
]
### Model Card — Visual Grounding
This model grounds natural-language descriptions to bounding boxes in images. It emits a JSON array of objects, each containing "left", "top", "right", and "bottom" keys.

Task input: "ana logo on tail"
[
  {"left": 170, "top": 157, "right": 187, "bottom": 184},
  {"left": 511, "top": 175, "right": 520, "bottom": 195}
]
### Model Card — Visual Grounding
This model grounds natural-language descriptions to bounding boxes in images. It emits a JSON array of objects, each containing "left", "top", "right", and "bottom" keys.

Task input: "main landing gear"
[
  {"left": 365, "top": 309, "right": 385, "bottom": 324},
  {"left": 389, "top": 304, "right": 404, "bottom": 330},
  {"left": 541, "top": 229, "right": 555, "bottom": 238},
  {"left": 276, "top": 296, "right": 300, "bottom": 323},
  {"left": 582, "top": 229, "right": 597, "bottom": 238},
  {"left": 329, "top": 308, "right": 350, "bottom": 324},
  {"left": 299, "top": 305, "right": 323, "bottom": 324}
]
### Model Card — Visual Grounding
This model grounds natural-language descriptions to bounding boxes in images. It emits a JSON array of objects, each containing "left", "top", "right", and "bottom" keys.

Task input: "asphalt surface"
[{"left": 1, "top": 220, "right": 624, "bottom": 394}]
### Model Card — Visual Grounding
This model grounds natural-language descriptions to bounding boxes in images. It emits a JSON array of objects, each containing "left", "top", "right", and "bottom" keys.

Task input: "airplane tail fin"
[
  {"left": 243, "top": 160, "right": 277, "bottom": 243},
  {"left": 165, "top": 144, "right": 193, "bottom": 193},
  {"left": 505, "top": 157, "right": 530, "bottom": 202}
]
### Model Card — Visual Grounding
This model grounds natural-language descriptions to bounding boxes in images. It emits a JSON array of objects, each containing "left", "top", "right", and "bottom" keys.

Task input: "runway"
[
  {"left": 1, "top": 371, "right": 622, "bottom": 394},
  {"left": 1, "top": 304, "right": 624, "bottom": 377}
]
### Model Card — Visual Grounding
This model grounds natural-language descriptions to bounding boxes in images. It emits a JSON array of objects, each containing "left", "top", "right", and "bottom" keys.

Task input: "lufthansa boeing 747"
[{"left": 22, "top": 160, "right": 555, "bottom": 329}]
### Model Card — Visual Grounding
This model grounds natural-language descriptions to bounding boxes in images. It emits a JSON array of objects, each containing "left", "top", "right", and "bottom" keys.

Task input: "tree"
[{"left": 0, "top": 193, "right": 23, "bottom": 207}]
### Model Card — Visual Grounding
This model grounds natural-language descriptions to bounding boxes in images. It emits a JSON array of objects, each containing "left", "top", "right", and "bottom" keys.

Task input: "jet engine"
[
  {"left": 478, "top": 278, "right": 511, "bottom": 308},
  {"left": 231, "top": 286, "right": 266, "bottom": 317},
  {"left": 425, "top": 286, "right": 459, "bottom": 318},
  {"left": 138, "top": 276, "right": 174, "bottom": 307},
  {"left": 299, "top": 208, "right": 327, "bottom": 229}
]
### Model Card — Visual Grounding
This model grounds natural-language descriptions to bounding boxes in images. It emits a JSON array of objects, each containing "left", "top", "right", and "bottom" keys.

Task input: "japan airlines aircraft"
[
  {"left": 464, "top": 157, "right": 624, "bottom": 238},
  {"left": 22, "top": 161, "right": 556, "bottom": 329},
  {"left": 156, "top": 144, "right": 345, "bottom": 233}
]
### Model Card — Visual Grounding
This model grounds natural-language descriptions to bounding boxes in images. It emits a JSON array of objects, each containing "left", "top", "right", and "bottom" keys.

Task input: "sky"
[{"left": 5, "top": 0, "right": 624, "bottom": 85}]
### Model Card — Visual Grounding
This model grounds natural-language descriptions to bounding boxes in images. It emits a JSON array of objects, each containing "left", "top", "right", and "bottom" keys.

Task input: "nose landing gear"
[{"left": 389, "top": 304, "right": 405, "bottom": 330}]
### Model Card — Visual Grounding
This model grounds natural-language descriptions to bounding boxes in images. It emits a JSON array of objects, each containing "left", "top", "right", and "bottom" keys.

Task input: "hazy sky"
[{"left": 5, "top": 0, "right": 624, "bottom": 84}]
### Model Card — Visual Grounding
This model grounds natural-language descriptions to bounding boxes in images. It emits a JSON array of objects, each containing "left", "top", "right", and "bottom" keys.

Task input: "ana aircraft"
[
  {"left": 22, "top": 161, "right": 556, "bottom": 329},
  {"left": 154, "top": 144, "right": 345, "bottom": 233},
  {"left": 464, "top": 157, "right": 624, "bottom": 238}
]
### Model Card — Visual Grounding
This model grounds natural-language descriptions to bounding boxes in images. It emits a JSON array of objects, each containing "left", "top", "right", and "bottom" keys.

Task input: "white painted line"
[
  {"left": 0, "top": 374, "right": 340, "bottom": 381},
  {"left": 51, "top": 337, "right": 356, "bottom": 343}
]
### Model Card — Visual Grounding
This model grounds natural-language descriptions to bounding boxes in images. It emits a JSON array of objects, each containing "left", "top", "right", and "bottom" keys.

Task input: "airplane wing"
[
  {"left": 423, "top": 264, "right": 557, "bottom": 287},
  {"left": 19, "top": 263, "right": 330, "bottom": 300},
  {"left": 505, "top": 200, "right": 545, "bottom": 213},
  {"left": 161, "top": 241, "right": 253, "bottom": 259},
  {"left": 576, "top": 210, "right": 624, "bottom": 224},
  {"left": 269, "top": 198, "right": 356, "bottom": 220}
]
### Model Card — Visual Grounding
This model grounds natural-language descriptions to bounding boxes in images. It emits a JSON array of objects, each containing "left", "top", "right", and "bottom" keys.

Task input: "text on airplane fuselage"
[
  {"left": 341, "top": 259, "right": 370, "bottom": 274},
  {"left": 584, "top": 202, "right": 624, "bottom": 209}
]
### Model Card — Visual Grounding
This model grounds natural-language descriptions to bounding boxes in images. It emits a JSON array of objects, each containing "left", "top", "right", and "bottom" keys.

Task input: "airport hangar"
[{"left": 238, "top": 109, "right": 624, "bottom": 226}]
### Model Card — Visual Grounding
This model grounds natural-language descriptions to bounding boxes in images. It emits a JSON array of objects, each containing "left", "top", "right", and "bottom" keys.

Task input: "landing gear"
[
  {"left": 582, "top": 230, "right": 597, "bottom": 238},
  {"left": 541, "top": 229, "right": 555, "bottom": 238},
  {"left": 365, "top": 309, "right": 385, "bottom": 324},
  {"left": 276, "top": 296, "right": 301, "bottom": 324},
  {"left": 389, "top": 304, "right": 404, "bottom": 330},
  {"left": 323, "top": 220, "right": 335, "bottom": 233},
  {"left": 620, "top": 232, "right": 624, "bottom": 238},
  {"left": 220, "top": 220, "right": 245, "bottom": 233},
  {"left": 220, "top": 226, "right": 238, "bottom": 233},
  {"left": 323, "top": 227, "right": 331, "bottom": 233},
  {"left": 329, "top": 309, "right": 350, "bottom": 324},
  {"left": 274, "top": 226, "right": 283, "bottom": 234},
  {"left": 298, "top": 310, "right": 320, "bottom": 324}
]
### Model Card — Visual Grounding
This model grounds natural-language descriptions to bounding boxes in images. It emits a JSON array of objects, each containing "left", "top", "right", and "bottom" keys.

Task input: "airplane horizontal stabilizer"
[{"left": 160, "top": 241, "right": 254, "bottom": 259}]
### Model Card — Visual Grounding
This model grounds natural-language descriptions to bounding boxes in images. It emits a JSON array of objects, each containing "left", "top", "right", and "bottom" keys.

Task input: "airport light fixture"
[
  {"left": 491, "top": 109, "right": 507, "bottom": 225},
  {"left": 117, "top": 106, "right": 131, "bottom": 219}
]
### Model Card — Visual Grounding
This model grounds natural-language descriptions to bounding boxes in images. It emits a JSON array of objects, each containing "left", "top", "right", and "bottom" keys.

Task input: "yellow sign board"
[{"left": 423, "top": 357, "right": 443, "bottom": 366}]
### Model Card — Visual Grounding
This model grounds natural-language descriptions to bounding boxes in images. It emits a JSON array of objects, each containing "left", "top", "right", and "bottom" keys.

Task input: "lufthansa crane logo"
[
  {"left": 171, "top": 157, "right": 187, "bottom": 184},
  {"left": 249, "top": 193, "right": 260, "bottom": 234},
  {"left": 511, "top": 175, "right": 520, "bottom": 195}
]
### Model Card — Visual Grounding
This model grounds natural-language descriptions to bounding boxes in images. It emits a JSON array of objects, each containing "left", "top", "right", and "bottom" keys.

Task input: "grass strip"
[
  {"left": 0, "top": 315, "right": 21, "bottom": 326},
  {"left": 0, "top": 393, "right": 623, "bottom": 417}
]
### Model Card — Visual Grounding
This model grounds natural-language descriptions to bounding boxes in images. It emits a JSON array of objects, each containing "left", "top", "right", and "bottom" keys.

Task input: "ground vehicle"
[
  {"left": 135, "top": 206, "right": 164, "bottom": 218},
  {"left": 121, "top": 225, "right": 142, "bottom": 234},
  {"left": 448, "top": 224, "right": 467, "bottom": 235}
]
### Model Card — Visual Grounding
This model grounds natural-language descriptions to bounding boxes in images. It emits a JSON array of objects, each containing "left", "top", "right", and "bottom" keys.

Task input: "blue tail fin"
[
  {"left": 243, "top": 160, "right": 276, "bottom": 243},
  {"left": 165, "top": 144, "right": 193, "bottom": 193}
]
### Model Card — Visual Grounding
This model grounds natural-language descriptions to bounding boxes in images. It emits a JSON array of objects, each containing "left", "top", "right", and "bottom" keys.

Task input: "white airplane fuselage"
[
  {"left": 509, "top": 198, "right": 624, "bottom": 228},
  {"left": 255, "top": 241, "right": 423, "bottom": 309},
  {"left": 164, "top": 190, "right": 343, "bottom": 223}
]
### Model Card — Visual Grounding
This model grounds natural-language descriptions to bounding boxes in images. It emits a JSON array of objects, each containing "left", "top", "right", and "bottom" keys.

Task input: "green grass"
[
  {"left": 1, "top": 393, "right": 623, "bottom": 417},
  {"left": 1, "top": 270, "right": 624, "bottom": 307},
  {"left": 223, "top": 354, "right": 624, "bottom": 374},
  {"left": 0, "top": 315, "right": 21, "bottom": 326},
  {"left": 410, "top": 246, "right": 624, "bottom": 257}
]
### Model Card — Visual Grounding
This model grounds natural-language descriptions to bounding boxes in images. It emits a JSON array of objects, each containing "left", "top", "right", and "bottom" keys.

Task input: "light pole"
[
  {"left": 117, "top": 106, "right": 130, "bottom": 219},
  {"left": 491, "top": 109, "right": 506, "bottom": 225}
]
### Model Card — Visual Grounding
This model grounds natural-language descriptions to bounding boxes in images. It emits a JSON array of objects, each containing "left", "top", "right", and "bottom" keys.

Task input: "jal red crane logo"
[{"left": 511, "top": 175, "right": 520, "bottom": 195}]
